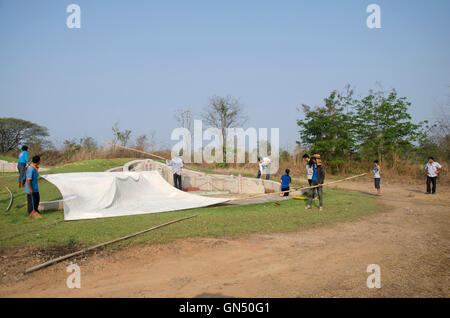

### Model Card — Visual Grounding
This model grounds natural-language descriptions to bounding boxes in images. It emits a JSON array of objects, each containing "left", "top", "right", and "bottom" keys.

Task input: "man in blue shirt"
[
  {"left": 17, "top": 145, "right": 29, "bottom": 188},
  {"left": 25, "top": 155, "right": 42, "bottom": 219}
]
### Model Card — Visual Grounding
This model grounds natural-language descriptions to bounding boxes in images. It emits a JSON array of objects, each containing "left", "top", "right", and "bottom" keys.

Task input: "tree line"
[
  {"left": 1, "top": 90, "right": 448, "bottom": 173},
  {"left": 0, "top": 95, "right": 247, "bottom": 163},
  {"left": 297, "top": 86, "right": 448, "bottom": 172}
]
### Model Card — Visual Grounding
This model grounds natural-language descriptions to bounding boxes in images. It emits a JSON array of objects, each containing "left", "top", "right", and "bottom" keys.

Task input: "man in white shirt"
[
  {"left": 303, "top": 153, "right": 316, "bottom": 199},
  {"left": 425, "top": 156, "right": 442, "bottom": 194},
  {"left": 257, "top": 157, "right": 271, "bottom": 180},
  {"left": 302, "top": 154, "right": 314, "bottom": 185},
  {"left": 166, "top": 157, "right": 183, "bottom": 190}
]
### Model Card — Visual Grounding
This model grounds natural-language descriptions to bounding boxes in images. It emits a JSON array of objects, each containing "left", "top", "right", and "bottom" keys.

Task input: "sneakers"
[
  {"left": 29, "top": 211, "right": 42, "bottom": 219},
  {"left": 319, "top": 207, "right": 323, "bottom": 211},
  {"left": 305, "top": 205, "right": 312, "bottom": 210}
]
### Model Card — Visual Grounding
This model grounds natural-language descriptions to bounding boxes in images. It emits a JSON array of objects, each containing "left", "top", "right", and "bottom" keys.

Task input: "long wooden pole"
[
  {"left": 102, "top": 144, "right": 366, "bottom": 200},
  {"left": 229, "top": 173, "right": 368, "bottom": 202},
  {"left": 104, "top": 142, "right": 169, "bottom": 161},
  {"left": 300, "top": 173, "right": 368, "bottom": 190},
  {"left": 24, "top": 214, "right": 197, "bottom": 274}
]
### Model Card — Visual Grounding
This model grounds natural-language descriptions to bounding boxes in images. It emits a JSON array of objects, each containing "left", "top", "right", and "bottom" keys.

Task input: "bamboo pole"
[
  {"left": 229, "top": 173, "right": 368, "bottom": 202},
  {"left": 5, "top": 186, "right": 13, "bottom": 212},
  {"left": 300, "top": 173, "right": 368, "bottom": 190},
  {"left": 24, "top": 214, "right": 197, "bottom": 274},
  {"left": 102, "top": 143, "right": 367, "bottom": 201},
  {"left": 104, "top": 142, "right": 169, "bottom": 161}
]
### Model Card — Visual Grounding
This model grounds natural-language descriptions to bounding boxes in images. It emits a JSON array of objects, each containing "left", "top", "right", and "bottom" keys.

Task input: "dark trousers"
[
  {"left": 173, "top": 173, "right": 182, "bottom": 190},
  {"left": 308, "top": 181, "right": 323, "bottom": 207},
  {"left": 426, "top": 176, "right": 437, "bottom": 193},
  {"left": 257, "top": 170, "right": 270, "bottom": 180},
  {"left": 308, "top": 179, "right": 315, "bottom": 198},
  {"left": 27, "top": 192, "right": 40, "bottom": 214},
  {"left": 281, "top": 187, "right": 290, "bottom": 196},
  {"left": 18, "top": 163, "right": 27, "bottom": 182}
]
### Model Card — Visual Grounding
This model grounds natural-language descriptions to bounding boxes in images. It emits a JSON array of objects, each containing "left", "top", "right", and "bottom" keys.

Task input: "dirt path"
[{"left": 1, "top": 181, "right": 449, "bottom": 297}]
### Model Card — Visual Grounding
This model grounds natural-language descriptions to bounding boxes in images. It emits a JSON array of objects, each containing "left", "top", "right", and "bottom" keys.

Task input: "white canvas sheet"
[{"left": 42, "top": 171, "right": 230, "bottom": 221}]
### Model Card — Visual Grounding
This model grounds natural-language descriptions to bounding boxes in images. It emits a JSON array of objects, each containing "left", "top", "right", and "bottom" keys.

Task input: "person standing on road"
[
  {"left": 17, "top": 145, "right": 29, "bottom": 188},
  {"left": 305, "top": 155, "right": 325, "bottom": 211},
  {"left": 303, "top": 154, "right": 316, "bottom": 200},
  {"left": 166, "top": 157, "right": 183, "bottom": 190},
  {"left": 425, "top": 157, "right": 442, "bottom": 194},
  {"left": 373, "top": 160, "right": 381, "bottom": 196},
  {"left": 25, "top": 155, "right": 42, "bottom": 219}
]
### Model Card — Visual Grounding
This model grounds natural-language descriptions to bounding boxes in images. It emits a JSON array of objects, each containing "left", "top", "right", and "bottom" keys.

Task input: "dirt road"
[{"left": 1, "top": 181, "right": 449, "bottom": 297}]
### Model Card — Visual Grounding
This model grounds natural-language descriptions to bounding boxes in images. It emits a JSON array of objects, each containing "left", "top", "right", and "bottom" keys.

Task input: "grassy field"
[
  {"left": 0, "top": 158, "right": 380, "bottom": 249},
  {"left": 0, "top": 155, "right": 16, "bottom": 163}
]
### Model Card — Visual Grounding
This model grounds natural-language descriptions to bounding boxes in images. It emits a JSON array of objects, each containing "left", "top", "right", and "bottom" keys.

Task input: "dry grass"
[{"left": 6, "top": 147, "right": 448, "bottom": 185}]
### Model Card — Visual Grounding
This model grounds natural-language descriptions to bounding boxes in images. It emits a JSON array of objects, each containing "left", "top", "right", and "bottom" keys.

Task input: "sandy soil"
[{"left": 1, "top": 181, "right": 449, "bottom": 297}]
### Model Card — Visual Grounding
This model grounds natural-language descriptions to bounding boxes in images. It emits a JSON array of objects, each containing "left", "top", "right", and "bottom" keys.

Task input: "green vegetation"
[
  {"left": 0, "top": 158, "right": 380, "bottom": 249},
  {"left": 0, "top": 155, "right": 16, "bottom": 163},
  {"left": 43, "top": 158, "right": 134, "bottom": 174},
  {"left": 298, "top": 86, "right": 430, "bottom": 173},
  {"left": 0, "top": 117, "right": 50, "bottom": 153}
]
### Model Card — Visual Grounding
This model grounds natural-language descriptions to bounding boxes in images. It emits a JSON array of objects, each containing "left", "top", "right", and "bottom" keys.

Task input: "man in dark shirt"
[{"left": 305, "top": 155, "right": 325, "bottom": 211}]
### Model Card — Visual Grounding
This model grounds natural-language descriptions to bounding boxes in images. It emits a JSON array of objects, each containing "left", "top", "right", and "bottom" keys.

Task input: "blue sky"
[{"left": 1, "top": 0, "right": 449, "bottom": 151}]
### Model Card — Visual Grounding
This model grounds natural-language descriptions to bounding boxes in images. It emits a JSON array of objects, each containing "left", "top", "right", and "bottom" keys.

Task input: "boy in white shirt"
[{"left": 425, "top": 157, "right": 442, "bottom": 194}]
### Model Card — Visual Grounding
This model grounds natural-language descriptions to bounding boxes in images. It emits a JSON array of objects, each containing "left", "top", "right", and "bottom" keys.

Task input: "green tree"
[
  {"left": 353, "top": 89, "right": 426, "bottom": 165},
  {"left": 0, "top": 118, "right": 50, "bottom": 153},
  {"left": 297, "top": 89, "right": 355, "bottom": 171}
]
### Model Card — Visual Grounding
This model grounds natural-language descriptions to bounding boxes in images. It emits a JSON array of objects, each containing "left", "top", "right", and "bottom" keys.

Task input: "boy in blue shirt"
[
  {"left": 17, "top": 145, "right": 29, "bottom": 188},
  {"left": 280, "top": 169, "right": 291, "bottom": 197},
  {"left": 25, "top": 155, "right": 42, "bottom": 219}
]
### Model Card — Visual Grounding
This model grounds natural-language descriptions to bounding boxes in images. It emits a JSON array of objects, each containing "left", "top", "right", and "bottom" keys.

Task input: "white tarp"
[{"left": 42, "top": 171, "right": 230, "bottom": 221}]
